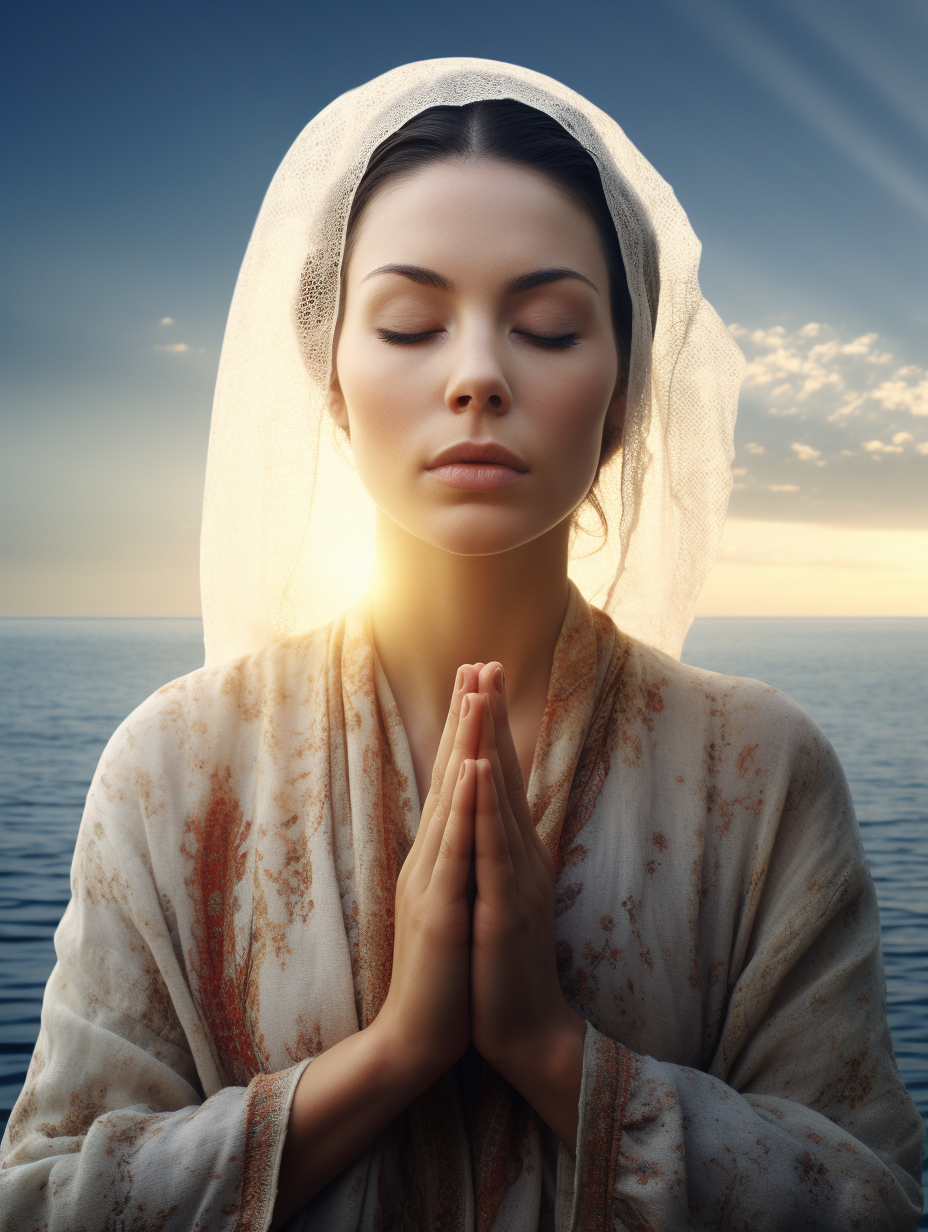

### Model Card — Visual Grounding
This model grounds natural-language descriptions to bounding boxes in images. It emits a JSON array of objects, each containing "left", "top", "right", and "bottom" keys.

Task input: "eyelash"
[
  {"left": 377, "top": 328, "right": 581, "bottom": 350},
  {"left": 516, "top": 330, "right": 580, "bottom": 350},
  {"left": 377, "top": 329, "right": 441, "bottom": 345}
]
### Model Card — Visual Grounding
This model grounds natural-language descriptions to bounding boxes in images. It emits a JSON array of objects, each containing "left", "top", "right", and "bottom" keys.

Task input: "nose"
[{"left": 444, "top": 328, "right": 512, "bottom": 416}]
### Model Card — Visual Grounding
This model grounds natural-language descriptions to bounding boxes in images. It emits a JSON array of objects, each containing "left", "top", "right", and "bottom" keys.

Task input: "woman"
[{"left": 0, "top": 58, "right": 922, "bottom": 1231}]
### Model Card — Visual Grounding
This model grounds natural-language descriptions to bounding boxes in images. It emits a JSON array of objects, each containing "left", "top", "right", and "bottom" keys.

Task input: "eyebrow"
[
  {"left": 360, "top": 264, "right": 598, "bottom": 295},
  {"left": 362, "top": 264, "right": 453, "bottom": 291},
  {"left": 505, "top": 267, "right": 599, "bottom": 295}
]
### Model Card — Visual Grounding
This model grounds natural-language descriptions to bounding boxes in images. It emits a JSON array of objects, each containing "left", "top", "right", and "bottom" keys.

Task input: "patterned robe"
[{"left": 1, "top": 586, "right": 923, "bottom": 1230}]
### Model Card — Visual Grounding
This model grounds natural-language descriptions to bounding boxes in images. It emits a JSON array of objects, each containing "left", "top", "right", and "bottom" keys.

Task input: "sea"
[{"left": 1, "top": 616, "right": 925, "bottom": 1217}]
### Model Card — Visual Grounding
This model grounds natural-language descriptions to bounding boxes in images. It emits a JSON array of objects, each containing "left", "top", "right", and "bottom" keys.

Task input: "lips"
[{"left": 425, "top": 441, "right": 528, "bottom": 491}]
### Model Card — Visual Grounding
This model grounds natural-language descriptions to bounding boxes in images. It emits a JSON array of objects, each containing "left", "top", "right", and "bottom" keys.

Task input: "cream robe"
[{"left": 0, "top": 587, "right": 923, "bottom": 1230}]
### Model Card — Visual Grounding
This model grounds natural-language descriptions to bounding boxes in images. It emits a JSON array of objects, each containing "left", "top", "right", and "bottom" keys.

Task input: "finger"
[
  {"left": 477, "top": 663, "right": 551, "bottom": 880},
  {"left": 429, "top": 759, "right": 477, "bottom": 898},
  {"left": 477, "top": 663, "right": 532, "bottom": 822},
  {"left": 473, "top": 758, "right": 517, "bottom": 905},
  {"left": 474, "top": 690, "right": 531, "bottom": 877},
  {"left": 418, "top": 665, "right": 480, "bottom": 834},
  {"left": 417, "top": 692, "right": 484, "bottom": 873},
  {"left": 426, "top": 666, "right": 477, "bottom": 803},
  {"left": 408, "top": 676, "right": 472, "bottom": 874}
]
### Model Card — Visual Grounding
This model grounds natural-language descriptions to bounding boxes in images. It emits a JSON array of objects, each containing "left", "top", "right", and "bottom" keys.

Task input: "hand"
[
  {"left": 372, "top": 666, "right": 483, "bottom": 1079},
  {"left": 274, "top": 670, "right": 487, "bottom": 1227},
  {"left": 468, "top": 663, "right": 587, "bottom": 1148},
  {"left": 274, "top": 664, "right": 582, "bottom": 1226}
]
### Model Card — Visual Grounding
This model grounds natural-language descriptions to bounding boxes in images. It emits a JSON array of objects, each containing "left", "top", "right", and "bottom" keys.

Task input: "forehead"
[{"left": 345, "top": 158, "right": 607, "bottom": 283}]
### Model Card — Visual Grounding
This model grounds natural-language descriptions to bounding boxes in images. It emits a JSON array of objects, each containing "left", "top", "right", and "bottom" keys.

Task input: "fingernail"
[
  {"left": 462, "top": 694, "right": 471, "bottom": 717},
  {"left": 458, "top": 761, "right": 467, "bottom": 781},
  {"left": 454, "top": 668, "right": 463, "bottom": 692},
  {"left": 493, "top": 666, "right": 504, "bottom": 693}
]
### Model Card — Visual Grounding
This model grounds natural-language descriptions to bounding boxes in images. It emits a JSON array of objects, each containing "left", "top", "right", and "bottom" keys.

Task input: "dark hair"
[{"left": 345, "top": 100, "right": 633, "bottom": 389}]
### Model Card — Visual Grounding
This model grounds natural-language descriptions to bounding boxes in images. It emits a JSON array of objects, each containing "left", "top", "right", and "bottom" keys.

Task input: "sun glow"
[{"left": 696, "top": 520, "right": 928, "bottom": 616}]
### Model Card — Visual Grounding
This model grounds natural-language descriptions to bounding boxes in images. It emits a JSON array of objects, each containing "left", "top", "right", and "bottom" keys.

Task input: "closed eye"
[
  {"left": 378, "top": 327, "right": 580, "bottom": 349},
  {"left": 377, "top": 328, "right": 443, "bottom": 345},
  {"left": 514, "top": 330, "right": 581, "bottom": 350}
]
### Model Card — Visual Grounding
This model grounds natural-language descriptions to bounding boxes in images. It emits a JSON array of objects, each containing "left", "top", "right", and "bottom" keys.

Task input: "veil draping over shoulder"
[{"left": 200, "top": 58, "right": 745, "bottom": 666}]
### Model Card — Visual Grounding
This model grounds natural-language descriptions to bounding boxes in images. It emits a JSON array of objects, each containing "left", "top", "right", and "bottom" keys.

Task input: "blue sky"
[{"left": 2, "top": 0, "right": 926, "bottom": 615}]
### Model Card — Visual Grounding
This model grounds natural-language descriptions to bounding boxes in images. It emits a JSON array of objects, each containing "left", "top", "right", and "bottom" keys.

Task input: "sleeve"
[
  {"left": 0, "top": 713, "right": 311, "bottom": 1232},
  {"left": 556, "top": 723, "right": 925, "bottom": 1231}
]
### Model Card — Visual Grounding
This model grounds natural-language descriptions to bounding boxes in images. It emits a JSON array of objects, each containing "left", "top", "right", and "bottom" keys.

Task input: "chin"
[{"left": 416, "top": 506, "right": 565, "bottom": 557}]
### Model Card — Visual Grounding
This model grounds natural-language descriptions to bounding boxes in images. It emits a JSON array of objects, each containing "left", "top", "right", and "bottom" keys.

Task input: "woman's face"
[{"left": 328, "top": 158, "right": 624, "bottom": 557}]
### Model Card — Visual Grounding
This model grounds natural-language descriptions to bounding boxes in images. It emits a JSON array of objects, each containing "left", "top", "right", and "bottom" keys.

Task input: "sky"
[{"left": 2, "top": 0, "right": 926, "bottom": 619}]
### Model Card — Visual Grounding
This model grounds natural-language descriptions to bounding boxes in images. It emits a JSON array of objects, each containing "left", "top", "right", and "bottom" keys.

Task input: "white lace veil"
[{"left": 200, "top": 58, "right": 744, "bottom": 665}]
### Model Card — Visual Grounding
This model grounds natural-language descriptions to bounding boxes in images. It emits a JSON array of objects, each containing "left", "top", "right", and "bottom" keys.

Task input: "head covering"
[{"left": 200, "top": 58, "right": 744, "bottom": 666}]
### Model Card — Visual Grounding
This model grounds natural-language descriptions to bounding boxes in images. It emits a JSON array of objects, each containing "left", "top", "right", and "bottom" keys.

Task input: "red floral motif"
[
  {"left": 645, "top": 679, "right": 667, "bottom": 713},
  {"left": 182, "top": 767, "right": 266, "bottom": 1086}
]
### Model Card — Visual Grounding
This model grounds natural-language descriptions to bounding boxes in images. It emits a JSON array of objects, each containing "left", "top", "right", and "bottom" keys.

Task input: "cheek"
[
  {"left": 334, "top": 334, "right": 435, "bottom": 501},
  {"left": 523, "top": 356, "right": 613, "bottom": 483},
  {"left": 338, "top": 336, "right": 423, "bottom": 443}
]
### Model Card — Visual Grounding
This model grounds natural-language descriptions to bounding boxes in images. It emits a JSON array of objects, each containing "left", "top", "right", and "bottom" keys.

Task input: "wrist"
[
  {"left": 492, "top": 1009, "right": 587, "bottom": 1152},
  {"left": 275, "top": 1014, "right": 459, "bottom": 1228},
  {"left": 497, "top": 1009, "right": 587, "bottom": 1093},
  {"left": 365, "top": 1009, "right": 461, "bottom": 1091},
  {"left": 288, "top": 1016, "right": 442, "bottom": 1149}
]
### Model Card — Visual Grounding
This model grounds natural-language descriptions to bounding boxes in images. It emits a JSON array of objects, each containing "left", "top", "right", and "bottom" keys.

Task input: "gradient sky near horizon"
[{"left": 2, "top": 0, "right": 926, "bottom": 619}]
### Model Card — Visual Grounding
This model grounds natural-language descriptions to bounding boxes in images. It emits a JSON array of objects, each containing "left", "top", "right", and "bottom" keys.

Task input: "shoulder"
[
  {"left": 113, "top": 623, "right": 334, "bottom": 752},
  {"left": 613, "top": 633, "right": 856, "bottom": 845},
  {"left": 619, "top": 634, "right": 835, "bottom": 764},
  {"left": 84, "top": 624, "right": 336, "bottom": 837},
  {"left": 601, "top": 635, "right": 867, "bottom": 933}
]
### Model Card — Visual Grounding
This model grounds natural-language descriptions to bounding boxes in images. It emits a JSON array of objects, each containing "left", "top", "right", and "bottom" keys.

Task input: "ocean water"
[{"left": 0, "top": 616, "right": 925, "bottom": 1215}]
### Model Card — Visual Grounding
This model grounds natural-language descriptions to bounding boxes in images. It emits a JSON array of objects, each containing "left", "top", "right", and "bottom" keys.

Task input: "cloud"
[
  {"left": 730, "top": 322, "right": 928, "bottom": 428},
  {"left": 862, "top": 439, "right": 904, "bottom": 455},
  {"left": 790, "top": 442, "right": 824, "bottom": 465},
  {"left": 727, "top": 324, "right": 927, "bottom": 529},
  {"left": 153, "top": 343, "right": 189, "bottom": 353},
  {"left": 867, "top": 370, "right": 928, "bottom": 417},
  {"left": 159, "top": 317, "right": 174, "bottom": 326}
]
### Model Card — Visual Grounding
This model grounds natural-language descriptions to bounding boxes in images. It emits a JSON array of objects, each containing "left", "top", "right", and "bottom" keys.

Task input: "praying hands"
[
  {"left": 381, "top": 663, "right": 587, "bottom": 1150},
  {"left": 272, "top": 664, "right": 586, "bottom": 1229}
]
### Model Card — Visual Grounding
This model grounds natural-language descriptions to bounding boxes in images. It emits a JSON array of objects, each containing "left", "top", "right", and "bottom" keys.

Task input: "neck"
[{"left": 369, "top": 512, "right": 571, "bottom": 743}]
